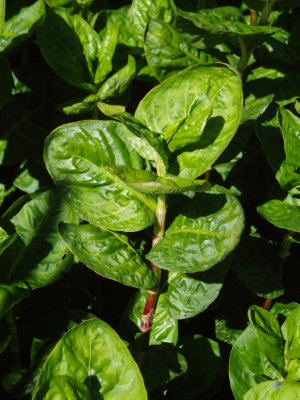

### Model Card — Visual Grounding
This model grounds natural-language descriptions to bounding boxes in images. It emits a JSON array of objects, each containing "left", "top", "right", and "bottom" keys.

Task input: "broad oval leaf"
[
  {"left": 146, "top": 185, "right": 244, "bottom": 273},
  {"left": 0, "top": 188, "right": 77, "bottom": 289},
  {"left": 59, "top": 222, "right": 157, "bottom": 289},
  {"left": 244, "top": 380, "right": 300, "bottom": 400},
  {"left": 37, "top": 8, "right": 100, "bottom": 92},
  {"left": 150, "top": 293, "right": 178, "bottom": 345},
  {"left": 281, "top": 306, "right": 300, "bottom": 360},
  {"left": 44, "top": 120, "right": 157, "bottom": 232},
  {"left": 166, "top": 255, "right": 231, "bottom": 319},
  {"left": 33, "top": 375, "right": 91, "bottom": 400},
  {"left": 278, "top": 106, "right": 300, "bottom": 168},
  {"left": 34, "top": 318, "right": 147, "bottom": 399},
  {"left": 257, "top": 200, "right": 300, "bottom": 232},
  {"left": 135, "top": 63, "right": 243, "bottom": 179}
]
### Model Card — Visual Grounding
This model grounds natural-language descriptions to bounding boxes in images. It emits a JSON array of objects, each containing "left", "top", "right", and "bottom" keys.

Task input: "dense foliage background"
[{"left": 1, "top": 0, "right": 300, "bottom": 399}]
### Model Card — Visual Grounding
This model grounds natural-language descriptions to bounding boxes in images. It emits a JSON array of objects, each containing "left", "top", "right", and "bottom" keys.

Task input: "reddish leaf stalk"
[
  {"left": 262, "top": 230, "right": 294, "bottom": 311},
  {"left": 4, "top": 309, "right": 22, "bottom": 371},
  {"left": 141, "top": 194, "right": 166, "bottom": 334}
]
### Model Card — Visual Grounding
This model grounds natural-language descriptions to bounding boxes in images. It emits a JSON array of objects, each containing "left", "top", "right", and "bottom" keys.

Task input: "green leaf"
[
  {"left": 167, "top": 335, "right": 220, "bottom": 399},
  {"left": 166, "top": 255, "right": 231, "bottom": 319},
  {"left": 131, "top": 343, "right": 187, "bottom": 391},
  {"left": 0, "top": 188, "right": 77, "bottom": 289},
  {"left": 0, "top": 321, "right": 11, "bottom": 354},
  {"left": 229, "top": 325, "right": 265, "bottom": 400},
  {"left": 232, "top": 236, "right": 284, "bottom": 299},
  {"left": 121, "top": 290, "right": 147, "bottom": 342},
  {"left": 0, "top": 0, "right": 45, "bottom": 53},
  {"left": 59, "top": 222, "right": 157, "bottom": 289},
  {"left": 0, "top": 0, "right": 4, "bottom": 35},
  {"left": 248, "top": 306, "right": 285, "bottom": 379},
  {"left": 37, "top": 8, "right": 100, "bottom": 92},
  {"left": 281, "top": 306, "right": 300, "bottom": 360},
  {"left": 147, "top": 185, "right": 244, "bottom": 273},
  {"left": 96, "top": 55, "right": 136, "bottom": 101},
  {"left": 135, "top": 63, "right": 243, "bottom": 179},
  {"left": 96, "top": 102, "right": 126, "bottom": 118},
  {"left": 257, "top": 200, "right": 300, "bottom": 232},
  {"left": 145, "top": 18, "right": 220, "bottom": 82},
  {"left": 278, "top": 107, "right": 300, "bottom": 168},
  {"left": 0, "top": 281, "right": 29, "bottom": 319},
  {"left": 175, "top": 12, "right": 279, "bottom": 49},
  {"left": 150, "top": 293, "right": 178, "bottom": 345},
  {"left": 244, "top": 0, "right": 300, "bottom": 12},
  {"left": 44, "top": 120, "right": 157, "bottom": 232},
  {"left": 110, "top": 165, "right": 210, "bottom": 195},
  {"left": 34, "top": 318, "right": 147, "bottom": 399},
  {"left": 33, "top": 375, "right": 91, "bottom": 400},
  {"left": 244, "top": 380, "right": 300, "bottom": 400}
]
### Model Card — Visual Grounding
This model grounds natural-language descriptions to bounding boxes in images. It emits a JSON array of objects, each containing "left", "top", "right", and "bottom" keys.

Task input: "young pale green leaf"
[
  {"left": 0, "top": 281, "right": 30, "bottom": 319},
  {"left": 167, "top": 335, "right": 220, "bottom": 399},
  {"left": 248, "top": 306, "right": 285, "bottom": 379},
  {"left": 96, "top": 55, "right": 136, "bottom": 101},
  {"left": 166, "top": 255, "right": 231, "bottom": 319},
  {"left": 229, "top": 325, "right": 265, "bottom": 400},
  {"left": 145, "top": 18, "right": 219, "bottom": 82},
  {"left": 175, "top": 12, "right": 279, "bottom": 49},
  {"left": 33, "top": 375, "right": 91, "bottom": 400},
  {"left": 110, "top": 165, "right": 210, "bottom": 195},
  {"left": 150, "top": 293, "right": 178, "bottom": 345},
  {"left": 59, "top": 222, "right": 157, "bottom": 289},
  {"left": 97, "top": 102, "right": 126, "bottom": 118},
  {"left": 147, "top": 185, "right": 244, "bottom": 273},
  {"left": 281, "top": 306, "right": 300, "bottom": 360},
  {"left": 232, "top": 236, "right": 284, "bottom": 299},
  {"left": 135, "top": 63, "right": 243, "bottom": 179},
  {"left": 44, "top": 120, "right": 157, "bottom": 232},
  {"left": 244, "top": 380, "right": 300, "bottom": 400},
  {"left": 0, "top": 188, "right": 77, "bottom": 289},
  {"left": 278, "top": 107, "right": 300, "bottom": 168},
  {"left": 34, "top": 318, "right": 147, "bottom": 399},
  {"left": 131, "top": 343, "right": 187, "bottom": 391},
  {"left": 0, "top": 0, "right": 45, "bottom": 53},
  {"left": 37, "top": 9, "right": 100, "bottom": 92},
  {"left": 257, "top": 200, "right": 300, "bottom": 232}
]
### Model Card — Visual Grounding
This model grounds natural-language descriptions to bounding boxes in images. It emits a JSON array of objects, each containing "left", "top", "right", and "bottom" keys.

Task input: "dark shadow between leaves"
[
  {"left": 182, "top": 191, "right": 227, "bottom": 219},
  {"left": 84, "top": 375, "right": 103, "bottom": 400}
]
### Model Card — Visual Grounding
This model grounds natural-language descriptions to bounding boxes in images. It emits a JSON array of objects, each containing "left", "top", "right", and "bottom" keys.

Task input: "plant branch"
[
  {"left": 4, "top": 309, "right": 22, "bottom": 371},
  {"left": 262, "top": 230, "right": 294, "bottom": 311},
  {"left": 237, "top": 37, "right": 248, "bottom": 76}
]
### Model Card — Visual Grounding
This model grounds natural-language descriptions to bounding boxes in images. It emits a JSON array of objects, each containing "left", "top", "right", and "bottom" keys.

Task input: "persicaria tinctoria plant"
[{"left": 1, "top": 0, "right": 300, "bottom": 398}]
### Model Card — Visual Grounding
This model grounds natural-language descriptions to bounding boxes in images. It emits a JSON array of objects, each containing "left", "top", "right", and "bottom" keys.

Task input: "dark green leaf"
[
  {"left": 166, "top": 255, "right": 231, "bottom": 319},
  {"left": 147, "top": 185, "right": 244, "bottom": 273},
  {"left": 0, "top": 281, "right": 29, "bottom": 319},
  {"left": 278, "top": 107, "right": 300, "bottom": 168},
  {"left": 257, "top": 200, "right": 300, "bottom": 232},
  {"left": 0, "top": 56, "right": 13, "bottom": 107},
  {"left": 34, "top": 318, "right": 147, "bottom": 399},
  {"left": 244, "top": 0, "right": 300, "bottom": 12},
  {"left": 135, "top": 63, "right": 243, "bottom": 179},
  {"left": 59, "top": 222, "right": 157, "bottom": 289},
  {"left": 0, "top": 321, "right": 11, "bottom": 354},
  {"left": 44, "top": 120, "right": 157, "bottom": 232}
]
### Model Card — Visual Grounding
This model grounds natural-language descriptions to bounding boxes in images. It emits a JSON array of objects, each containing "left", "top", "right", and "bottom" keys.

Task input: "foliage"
[{"left": 1, "top": 0, "right": 300, "bottom": 399}]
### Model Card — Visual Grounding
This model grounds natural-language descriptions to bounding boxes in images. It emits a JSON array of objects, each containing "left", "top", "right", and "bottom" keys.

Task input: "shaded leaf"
[
  {"left": 0, "top": 281, "right": 29, "bottom": 320},
  {"left": 33, "top": 375, "right": 91, "bottom": 400}
]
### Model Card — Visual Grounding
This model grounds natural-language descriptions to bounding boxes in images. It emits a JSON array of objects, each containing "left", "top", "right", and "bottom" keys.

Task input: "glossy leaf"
[
  {"left": 34, "top": 318, "right": 147, "bottom": 399},
  {"left": 229, "top": 325, "right": 265, "bottom": 400},
  {"left": 44, "top": 120, "right": 157, "bottom": 232},
  {"left": 0, "top": 188, "right": 77, "bottom": 289},
  {"left": 59, "top": 222, "right": 157, "bottom": 289},
  {"left": 244, "top": 380, "right": 300, "bottom": 400},
  {"left": 282, "top": 306, "right": 300, "bottom": 360},
  {"left": 147, "top": 185, "right": 244, "bottom": 273},
  {"left": 0, "top": 0, "right": 45, "bottom": 53},
  {"left": 150, "top": 293, "right": 178, "bottom": 345},
  {"left": 135, "top": 63, "right": 243, "bottom": 179},
  {"left": 110, "top": 165, "right": 210, "bottom": 195},
  {"left": 0, "top": 281, "right": 29, "bottom": 319},
  {"left": 37, "top": 8, "right": 100, "bottom": 92},
  {"left": 145, "top": 18, "right": 219, "bottom": 82},
  {"left": 232, "top": 236, "right": 284, "bottom": 298},
  {"left": 167, "top": 335, "right": 220, "bottom": 399},
  {"left": 175, "top": 12, "right": 279, "bottom": 49},
  {"left": 257, "top": 200, "right": 300, "bottom": 232},
  {"left": 166, "top": 255, "right": 231, "bottom": 319},
  {"left": 131, "top": 343, "right": 187, "bottom": 391},
  {"left": 278, "top": 107, "right": 300, "bottom": 168},
  {"left": 248, "top": 306, "right": 285, "bottom": 379},
  {"left": 33, "top": 375, "right": 91, "bottom": 400}
]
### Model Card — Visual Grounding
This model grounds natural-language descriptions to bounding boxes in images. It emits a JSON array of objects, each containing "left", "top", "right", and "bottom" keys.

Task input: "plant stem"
[
  {"left": 4, "top": 309, "right": 22, "bottom": 371},
  {"left": 237, "top": 37, "right": 248, "bottom": 76},
  {"left": 250, "top": 9, "right": 257, "bottom": 26},
  {"left": 141, "top": 194, "right": 167, "bottom": 334},
  {"left": 262, "top": 230, "right": 294, "bottom": 311},
  {"left": 91, "top": 106, "right": 99, "bottom": 120},
  {"left": 258, "top": 0, "right": 275, "bottom": 26}
]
